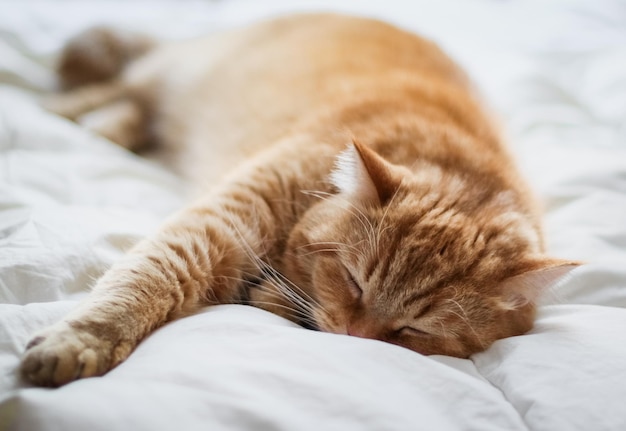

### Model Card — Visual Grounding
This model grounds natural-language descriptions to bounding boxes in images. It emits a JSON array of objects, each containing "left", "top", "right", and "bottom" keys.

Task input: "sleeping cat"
[{"left": 21, "top": 14, "right": 578, "bottom": 386}]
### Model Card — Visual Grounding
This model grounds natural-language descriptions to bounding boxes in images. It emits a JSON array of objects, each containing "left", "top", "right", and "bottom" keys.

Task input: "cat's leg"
[
  {"left": 77, "top": 98, "right": 148, "bottom": 151},
  {"left": 42, "top": 81, "right": 125, "bottom": 121},
  {"left": 20, "top": 201, "right": 264, "bottom": 386},
  {"left": 21, "top": 199, "right": 265, "bottom": 386},
  {"left": 56, "top": 26, "right": 154, "bottom": 90},
  {"left": 20, "top": 145, "right": 323, "bottom": 386},
  {"left": 42, "top": 83, "right": 149, "bottom": 150}
]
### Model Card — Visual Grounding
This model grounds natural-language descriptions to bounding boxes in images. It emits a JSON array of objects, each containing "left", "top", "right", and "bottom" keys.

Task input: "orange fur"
[{"left": 22, "top": 14, "right": 578, "bottom": 386}]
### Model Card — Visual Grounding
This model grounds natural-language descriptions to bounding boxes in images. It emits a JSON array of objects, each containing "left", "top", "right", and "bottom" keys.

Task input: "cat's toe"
[{"left": 21, "top": 324, "right": 110, "bottom": 387}]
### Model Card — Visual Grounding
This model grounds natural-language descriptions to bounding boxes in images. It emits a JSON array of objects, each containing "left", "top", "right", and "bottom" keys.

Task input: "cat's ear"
[
  {"left": 330, "top": 140, "right": 402, "bottom": 206},
  {"left": 497, "top": 259, "right": 581, "bottom": 310}
]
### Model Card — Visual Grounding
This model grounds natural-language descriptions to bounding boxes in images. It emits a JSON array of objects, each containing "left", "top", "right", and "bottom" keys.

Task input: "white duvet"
[{"left": 1, "top": 1, "right": 626, "bottom": 430}]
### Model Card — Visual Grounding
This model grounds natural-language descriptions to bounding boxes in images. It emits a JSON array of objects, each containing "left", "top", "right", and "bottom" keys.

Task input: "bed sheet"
[{"left": 1, "top": 1, "right": 626, "bottom": 430}]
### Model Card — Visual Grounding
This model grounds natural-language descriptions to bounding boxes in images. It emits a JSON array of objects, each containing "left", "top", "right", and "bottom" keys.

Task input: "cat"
[{"left": 21, "top": 13, "right": 578, "bottom": 387}]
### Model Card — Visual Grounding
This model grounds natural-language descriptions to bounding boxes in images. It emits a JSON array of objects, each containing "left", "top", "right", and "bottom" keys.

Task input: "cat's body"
[{"left": 22, "top": 14, "right": 576, "bottom": 387}]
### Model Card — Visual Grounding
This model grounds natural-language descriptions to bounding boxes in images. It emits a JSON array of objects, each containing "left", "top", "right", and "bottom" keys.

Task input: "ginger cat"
[{"left": 21, "top": 14, "right": 577, "bottom": 386}]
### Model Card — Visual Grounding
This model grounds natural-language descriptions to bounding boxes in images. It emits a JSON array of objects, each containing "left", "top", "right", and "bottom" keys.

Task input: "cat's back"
[
  {"left": 130, "top": 13, "right": 467, "bottom": 105},
  {"left": 124, "top": 14, "right": 474, "bottom": 180}
]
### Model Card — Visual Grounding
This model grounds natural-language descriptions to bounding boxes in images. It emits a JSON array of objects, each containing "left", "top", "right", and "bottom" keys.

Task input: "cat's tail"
[{"left": 56, "top": 26, "right": 155, "bottom": 90}]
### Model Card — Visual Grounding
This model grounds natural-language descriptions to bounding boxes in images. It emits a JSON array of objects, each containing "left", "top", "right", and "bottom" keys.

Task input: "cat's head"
[{"left": 285, "top": 141, "right": 578, "bottom": 357}]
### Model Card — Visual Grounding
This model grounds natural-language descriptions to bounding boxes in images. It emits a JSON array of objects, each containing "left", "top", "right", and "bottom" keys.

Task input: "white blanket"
[{"left": 1, "top": 1, "right": 626, "bottom": 430}]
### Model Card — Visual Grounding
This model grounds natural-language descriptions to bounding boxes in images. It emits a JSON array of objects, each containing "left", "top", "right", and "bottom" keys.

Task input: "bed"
[{"left": 1, "top": 0, "right": 625, "bottom": 430}]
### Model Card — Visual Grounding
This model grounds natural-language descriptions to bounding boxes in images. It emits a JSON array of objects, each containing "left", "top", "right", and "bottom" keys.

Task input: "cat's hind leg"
[
  {"left": 42, "top": 25, "right": 155, "bottom": 148},
  {"left": 76, "top": 97, "right": 149, "bottom": 151},
  {"left": 42, "top": 81, "right": 125, "bottom": 121},
  {"left": 42, "top": 83, "right": 149, "bottom": 151},
  {"left": 56, "top": 26, "right": 154, "bottom": 90}
]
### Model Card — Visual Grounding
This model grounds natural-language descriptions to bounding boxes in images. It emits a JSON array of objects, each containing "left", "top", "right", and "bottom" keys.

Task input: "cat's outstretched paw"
[{"left": 20, "top": 322, "right": 131, "bottom": 387}]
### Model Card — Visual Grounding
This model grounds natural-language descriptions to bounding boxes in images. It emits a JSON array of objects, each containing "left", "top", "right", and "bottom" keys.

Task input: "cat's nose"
[
  {"left": 346, "top": 325, "right": 362, "bottom": 337},
  {"left": 346, "top": 321, "right": 379, "bottom": 340}
]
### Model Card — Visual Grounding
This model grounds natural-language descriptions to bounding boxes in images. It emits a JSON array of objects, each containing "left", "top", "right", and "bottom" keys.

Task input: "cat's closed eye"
[
  {"left": 345, "top": 269, "right": 363, "bottom": 300},
  {"left": 397, "top": 326, "right": 430, "bottom": 337}
]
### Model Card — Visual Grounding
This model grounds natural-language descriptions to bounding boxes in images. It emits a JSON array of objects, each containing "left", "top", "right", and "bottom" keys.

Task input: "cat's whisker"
[
  {"left": 375, "top": 185, "right": 403, "bottom": 254},
  {"left": 298, "top": 248, "right": 355, "bottom": 257},
  {"left": 429, "top": 315, "right": 453, "bottom": 339},
  {"left": 445, "top": 299, "right": 486, "bottom": 348},
  {"left": 259, "top": 284, "right": 322, "bottom": 329},
  {"left": 248, "top": 298, "right": 317, "bottom": 323},
  {"left": 295, "top": 241, "right": 359, "bottom": 253},
  {"left": 265, "top": 197, "right": 310, "bottom": 212},
  {"left": 217, "top": 211, "right": 324, "bottom": 321},
  {"left": 234, "top": 236, "right": 323, "bottom": 316},
  {"left": 249, "top": 285, "right": 320, "bottom": 322},
  {"left": 438, "top": 320, "right": 447, "bottom": 338},
  {"left": 301, "top": 189, "right": 378, "bottom": 258},
  {"left": 265, "top": 278, "right": 311, "bottom": 311},
  {"left": 296, "top": 243, "right": 362, "bottom": 260},
  {"left": 220, "top": 261, "right": 320, "bottom": 326},
  {"left": 263, "top": 264, "right": 327, "bottom": 313},
  {"left": 301, "top": 190, "right": 374, "bottom": 230},
  {"left": 253, "top": 261, "right": 315, "bottom": 313}
]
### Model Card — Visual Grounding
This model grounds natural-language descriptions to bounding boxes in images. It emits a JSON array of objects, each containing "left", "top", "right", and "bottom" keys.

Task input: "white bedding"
[{"left": 1, "top": 1, "right": 626, "bottom": 430}]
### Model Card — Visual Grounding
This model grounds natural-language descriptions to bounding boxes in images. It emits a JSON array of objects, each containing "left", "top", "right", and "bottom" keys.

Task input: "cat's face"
[{"left": 285, "top": 142, "right": 576, "bottom": 357}]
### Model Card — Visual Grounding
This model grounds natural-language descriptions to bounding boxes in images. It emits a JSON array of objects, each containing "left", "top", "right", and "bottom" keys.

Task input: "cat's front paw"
[{"left": 20, "top": 322, "right": 132, "bottom": 387}]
